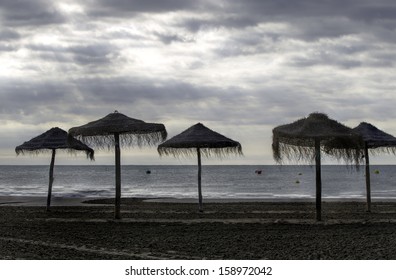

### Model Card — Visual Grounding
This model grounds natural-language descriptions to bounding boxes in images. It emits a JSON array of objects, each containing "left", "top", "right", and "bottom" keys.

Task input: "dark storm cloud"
[
  {"left": 0, "top": 79, "right": 71, "bottom": 110},
  {"left": 0, "top": 78, "right": 75, "bottom": 124},
  {"left": 71, "top": 76, "right": 347, "bottom": 127},
  {"left": 97, "top": 0, "right": 198, "bottom": 12},
  {"left": 224, "top": 0, "right": 388, "bottom": 19},
  {"left": 74, "top": 77, "right": 217, "bottom": 105},
  {"left": 89, "top": 0, "right": 209, "bottom": 17},
  {"left": 68, "top": 44, "right": 118, "bottom": 66},
  {"left": 181, "top": 16, "right": 260, "bottom": 33},
  {"left": 174, "top": 1, "right": 396, "bottom": 68},
  {"left": 179, "top": 0, "right": 352, "bottom": 32},
  {"left": 366, "top": 51, "right": 396, "bottom": 68},
  {"left": 290, "top": 18, "right": 360, "bottom": 41},
  {"left": 0, "top": 27, "right": 20, "bottom": 54},
  {"left": 351, "top": 5, "right": 396, "bottom": 22},
  {"left": 89, "top": 0, "right": 390, "bottom": 22},
  {"left": 1, "top": 74, "right": 265, "bottom": 126},
  {"left": 0, "top": 0, "right": 65, "bottom": 26},
  {"left": 0, "top": 75, "right": 217, "bottom": 119},
  {"left": 154, "top": 32, "right": 194, "bottom": 45},
  {"left": 0, "top": 29, "right": 21, "bottom": 41},
  {"left": 174, "top": 0, "right": 396, "bottom": 42},
  {"left": 26, "top": 42, "right": 119, "bottom": 66},
  {"left": 0, "top": 43, "right": 15, "bottom": 53}
]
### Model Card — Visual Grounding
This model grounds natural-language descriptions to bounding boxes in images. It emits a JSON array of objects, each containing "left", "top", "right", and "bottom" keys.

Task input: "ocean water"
[{"left": 0, "top": 165, "right": 396, "bottom": 200}]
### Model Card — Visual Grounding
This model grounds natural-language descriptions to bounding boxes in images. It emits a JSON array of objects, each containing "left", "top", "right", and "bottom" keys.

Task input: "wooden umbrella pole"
[
  {"left": 315, "top": 139, "right": 322, "bottom": 221},
  {"left": 47, "top": 149, "right": 56, "bottom": 212},
  {"left": 114, "top": 133, "right": 121, "bottom": 219},
  {"left": 364, "top": 142, "right": 371, "bottom": 212},
  {"left": 197, "top": 148, "right": 203, "bottom": 212}
]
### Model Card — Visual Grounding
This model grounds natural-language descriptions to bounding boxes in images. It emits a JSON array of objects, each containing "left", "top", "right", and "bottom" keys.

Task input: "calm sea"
[{"left": 0, "top": 165, "right": 395, "bottom": 200}]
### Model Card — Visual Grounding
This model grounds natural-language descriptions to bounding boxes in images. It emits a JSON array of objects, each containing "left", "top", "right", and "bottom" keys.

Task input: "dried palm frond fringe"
[
  {"left": 69, "top": 130, "right": 167, "bottom": 150},
  {"left": 157, "top": 123, "right": 243, "bottom": 158},
  {"left": 353, "top": 122, "right": 396, "bottom": 151},
  {"left": 15, "top": 148, "right": 94, "bottom": 160},
  {"left": 158, "top": 145, "right": 243, "bottom": 158},
  {"left": 272, "top": 113, "right": 364, "bottom": 166},
  {"left": 15, "top": 127, "right": 94, "bottom": 160},
  {"left": 368, "top": 146, "right": 396, "bottom": 155},
  {"left": 68, "top": 111, "right": 167, "bottom": 150},
  {"left": 272, "top": 141, "right": 362, "bottom": 165}
]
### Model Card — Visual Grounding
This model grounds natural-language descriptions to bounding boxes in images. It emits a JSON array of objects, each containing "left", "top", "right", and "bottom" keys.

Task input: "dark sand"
[{"left": 1, "top": 198, "right": 396, "bottom": 260}]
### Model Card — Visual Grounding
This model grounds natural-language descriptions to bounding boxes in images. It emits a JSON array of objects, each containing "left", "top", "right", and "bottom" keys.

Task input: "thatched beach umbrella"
[
  {"left": 158, "top": 123, "right": 243, "bottom": 212},
  {"left": 353, "top": 122, "right": 396, "bottom": 212},
  {"left": 272, "top": 113, "right": 363, "bottom": 221},
  {"left": 15, "top": 127, "right": 94, "bottom": 211},
  {"left": 68, "top": 111, "right": 167, "bottom": 219}
]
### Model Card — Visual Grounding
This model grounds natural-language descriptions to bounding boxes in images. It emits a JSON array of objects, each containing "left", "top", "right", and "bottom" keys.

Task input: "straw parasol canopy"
[
  {"left": 158, "top": 123, "right": 242, "bottom": 212},
  {"left": 353, "top": 122, "right": 396, "bottom": 150},
  {"left": 15, "top": 127, "right": 94, "bottom": 211},
  {"left": 272, "top": 113, "right": 363, "bottom": 221},
  {"left": 353, "top": 122, "right": 396, "bottom": 212},
  {"left": 68, "top": 111, "right": 167, "bottom": 219}
]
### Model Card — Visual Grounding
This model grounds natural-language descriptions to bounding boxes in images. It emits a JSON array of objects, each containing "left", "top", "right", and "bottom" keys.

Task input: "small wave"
[{"left": 3, "top": 165, "right": 396, "bottom": 200}]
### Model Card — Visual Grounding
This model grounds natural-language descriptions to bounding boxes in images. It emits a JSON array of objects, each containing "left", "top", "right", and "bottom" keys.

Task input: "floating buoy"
[
  {"left": 146, "top": 170, "right": 151, "bottom": 174},
  {"left": 295, "top": 180, "right": 300, "bottom": 184},
  {"left": 255, "top": 170, "right": 262, "bottom": 175},
  {"left": 298, "top": 173, "right": 302, "bottom": 175},
  {"left": 374, "top": 170, "right": 380, "bottom": 174}
]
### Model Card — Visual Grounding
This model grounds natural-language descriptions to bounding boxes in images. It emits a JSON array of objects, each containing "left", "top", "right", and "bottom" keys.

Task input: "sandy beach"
[{"left": 1, "top": 197, "right": 396, "bottom": 260}]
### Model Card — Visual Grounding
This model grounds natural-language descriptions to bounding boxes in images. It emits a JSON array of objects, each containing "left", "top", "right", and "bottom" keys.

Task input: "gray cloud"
[
  {"left": 0, "top": 78, "right": 72, "bottom": 121},
  {"left": 0, "top": 44, "right": 16, "bottom": 52},
  {"left": 68, "top": 44, "right": 118, "bottom": 66},
  {"left": 225, "top": 0, "right": 383, "bottom": 19},
  {"left": 154, "top": 32, "right": 195, "bottom": 45},
  {"left": 0, "top": 29, "right": 21, "bottom": 41},
  {"left": 181, "top": 16, "right": 259, "bottom": 33},
  {"left": 73, "top": 77, "right": 221, "bottom": 107},
  {"left": 289, "top": 52, "right": 363, "bottom": 69},
  {"left": 0, "top": 75, "right": 221, "bottom": 123},
  {"left": 175, "top": 1, "right": 396, "bottom": 43},
  {"left": 351, "top": 5, "right": 396, "bottom": 22},
  {"left": 88, "top": 0, "right": 209, "bottom": 17},
  {"left": 0, "top": 0, "right": 65, "bottom": 26},
  {"left": 26, "top": 42, "right": 120, "bottom": 67}
]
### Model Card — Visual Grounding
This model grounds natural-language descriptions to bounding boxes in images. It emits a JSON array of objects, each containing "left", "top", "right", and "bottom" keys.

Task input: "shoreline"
[{"left": 1, "top": 195, "right": 396, "bottom": 207}]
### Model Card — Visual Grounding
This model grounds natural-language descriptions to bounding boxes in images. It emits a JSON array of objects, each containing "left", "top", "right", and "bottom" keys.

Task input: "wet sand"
[{"left": 1, "top": 197, "right": 396, "bottom": 259}]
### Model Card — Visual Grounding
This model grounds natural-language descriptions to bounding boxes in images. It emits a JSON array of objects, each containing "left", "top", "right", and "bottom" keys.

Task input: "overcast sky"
[{"left": 1, "top": 0, "right": 396, "bottom": 165}]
